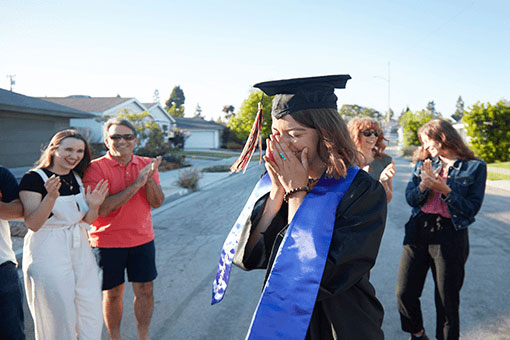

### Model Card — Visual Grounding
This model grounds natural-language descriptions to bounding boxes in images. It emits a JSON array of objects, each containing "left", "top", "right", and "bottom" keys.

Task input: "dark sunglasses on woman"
[
  {"left": 109, "top": 134, "right": 136, "bottom": 141},
  {"left": 361, "top": 130, "right": 380, "bottom": 138}
]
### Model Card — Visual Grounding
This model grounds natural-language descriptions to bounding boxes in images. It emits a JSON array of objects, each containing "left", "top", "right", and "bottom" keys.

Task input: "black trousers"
[{"left": 396, "top": 213, "right": 469, "bottom": 340}]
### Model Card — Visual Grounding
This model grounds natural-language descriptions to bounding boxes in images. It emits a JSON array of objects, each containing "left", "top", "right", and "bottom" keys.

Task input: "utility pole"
[
  {"left": 373, "top": 61, "right": 391, "bottom": 123},
  {"left": 6, "top": 75, "right": 16, "bottom": 91}
]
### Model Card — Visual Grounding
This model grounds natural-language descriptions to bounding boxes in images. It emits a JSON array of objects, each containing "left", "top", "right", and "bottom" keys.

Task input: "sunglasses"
[
  {"left": 109, "top": 134, "right": 136, "bottom": 141},
  {"left": 361, "top": 130, "right": 381, "bottom": 138}
]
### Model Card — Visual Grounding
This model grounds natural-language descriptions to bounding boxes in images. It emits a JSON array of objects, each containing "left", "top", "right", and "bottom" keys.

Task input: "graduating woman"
[
  {"left": 348, "top": 117, "right": 396, "bottom": 203},
  {"left": 213, "top": 75, "right": 387, "bottom": 340},
  {"left": 396, "top": 119, "right": 487, "bottom": 340},
  {"left": 19, "top": 129, "right": 108, "bottom": 340}
]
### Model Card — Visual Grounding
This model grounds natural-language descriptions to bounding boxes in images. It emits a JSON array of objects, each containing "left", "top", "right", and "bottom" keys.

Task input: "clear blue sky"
[{"left": 1, "top": 0, "right": 508, "bottom": 121}]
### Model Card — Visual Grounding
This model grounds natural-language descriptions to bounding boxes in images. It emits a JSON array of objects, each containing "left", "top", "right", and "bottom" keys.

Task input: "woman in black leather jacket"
[{"left": 396, "top": 119, "right": 487, "bottom": 340}]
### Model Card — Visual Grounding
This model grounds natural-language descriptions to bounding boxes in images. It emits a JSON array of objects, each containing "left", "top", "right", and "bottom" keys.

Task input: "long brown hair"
[
  {"left": 290, "top": 108, "right": 361, "bottom": 178},
  {"left": 35, "top": 129, "right": 92, "bottom": 177},
  {"left": 347, "top": 117, "right": 388, "bottom": 159},
  {"left": 412, "top": 119, "right": 475, "bottom": 162}
]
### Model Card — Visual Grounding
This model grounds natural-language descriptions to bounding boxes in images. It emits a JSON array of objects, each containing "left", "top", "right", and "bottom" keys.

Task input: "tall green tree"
[
  {"left": 339, "top": 104, "right": 383, "bottom": 121},
  {"left": 452, "top": 96, "right": 465, "bottom": 122},
  {"left": 462, "top": 101, "right": 510, "bottom": 162},
  {"left": 165, "top": 86, "right": 186, "bottom": 117},
  {"left": 400, "top": 109, "right": 435, "bottom": 147},
  {"left": 228, "top": 91, "right": 273, "bottom": 140}
]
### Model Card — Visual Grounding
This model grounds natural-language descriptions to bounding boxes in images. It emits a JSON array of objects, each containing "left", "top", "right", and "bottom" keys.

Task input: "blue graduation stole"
[
  {"left": 213, "top": 167, "right": 359, "bottom": 340},
  {"left": 212, "top": 173, "right": 272, "bottom": 304}
]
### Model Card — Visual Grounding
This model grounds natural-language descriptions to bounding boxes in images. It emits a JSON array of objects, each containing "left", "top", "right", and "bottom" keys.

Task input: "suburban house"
[
  {"left": 0, "top": 88, "right": 94, "bottom": 170},
  {"left": 40, "top": 96, "right": 175, "bottom": 143},
  {"left": 142, "top": 102, "right": 176, "bottom": 138},
  {"left": 173, "top": 116, "right": 225, "bottom": 149}
]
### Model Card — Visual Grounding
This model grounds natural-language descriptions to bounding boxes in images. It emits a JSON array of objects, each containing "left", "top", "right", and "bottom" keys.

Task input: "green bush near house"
[{"left": 463, "top": 101, "right": 510, "bottom": 163}]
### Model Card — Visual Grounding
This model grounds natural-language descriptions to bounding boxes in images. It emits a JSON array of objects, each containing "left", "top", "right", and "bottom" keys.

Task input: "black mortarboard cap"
[{"left": 253, "top": 74, "right": 351, "bottom": 119}]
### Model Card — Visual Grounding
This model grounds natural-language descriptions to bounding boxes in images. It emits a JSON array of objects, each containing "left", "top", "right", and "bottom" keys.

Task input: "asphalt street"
[{"left": 18, "top": 150, "right": 510, "bottom": 340}]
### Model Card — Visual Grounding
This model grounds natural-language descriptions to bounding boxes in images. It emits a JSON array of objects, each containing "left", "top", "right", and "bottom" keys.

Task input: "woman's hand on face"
[
  {"left": 268, "top": 135, "right": 309, "bottom": 192},
  {"left": 379, "top": 162, "right": 396, "bottom": 182},
  {"left": 264, "top": 138, "right": 285, "bottom": 199},
  {"left": 85, "top": 179, "right": 109, "bottom": 208},
  {"left": 45, "top": 175, "right": 61, "bottom": 200}
]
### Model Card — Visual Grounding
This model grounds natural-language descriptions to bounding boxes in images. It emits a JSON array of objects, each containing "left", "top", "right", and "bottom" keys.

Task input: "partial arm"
[
  {"left": 0, "top": 199, "right": 23, "bottom": 220},
  {"left": 82, "top": 179, "right": 109, "bottom": 224},
  {"left": 405, "top": 161, "right": 430, "bottom": 207},
  {"left": 19, "top": 175, "right": 61, "bottom": 232},
  {"left": 145, "top": 177, "right": 164, "bottom": 209},
  {"left": 0, "top": 167, "right": 23, "bottom": 220}
]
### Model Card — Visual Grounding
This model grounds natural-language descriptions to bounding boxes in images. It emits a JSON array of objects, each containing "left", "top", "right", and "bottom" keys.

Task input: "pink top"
[
  {"left": 421, "top": 168, "right": 451, "bottom": 218},
  {"left": 83, "top": 152, "right": 160, "bottom": 248}
]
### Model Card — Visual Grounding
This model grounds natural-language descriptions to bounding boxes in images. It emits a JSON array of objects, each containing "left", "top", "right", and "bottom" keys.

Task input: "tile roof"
[
  {"left": 0, "top": 88, "right": 94, "bottom": 118},
  {"left": 39, "top": 95, "right": 133, "bottom": 113}
]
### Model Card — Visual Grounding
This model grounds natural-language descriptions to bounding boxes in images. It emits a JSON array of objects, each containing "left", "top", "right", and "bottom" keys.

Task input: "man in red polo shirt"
[{"left": 83, "top": 118, "right": 164, "bottom": 340}]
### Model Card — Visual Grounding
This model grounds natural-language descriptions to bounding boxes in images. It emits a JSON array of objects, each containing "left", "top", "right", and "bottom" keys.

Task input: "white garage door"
[{"left": 185, "top": 131, "right": 217, "bottom": 149}]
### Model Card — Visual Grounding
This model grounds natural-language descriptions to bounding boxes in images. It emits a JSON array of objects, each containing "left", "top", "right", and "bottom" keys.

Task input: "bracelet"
[{"left": 284, "top": 186, "right": 310, "bottom": 203}]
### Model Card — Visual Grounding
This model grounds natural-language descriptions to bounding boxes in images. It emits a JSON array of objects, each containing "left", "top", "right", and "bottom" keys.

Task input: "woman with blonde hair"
[
  {"left": 348, "top": 117, "right": 395, "bottom": 203},
  {"left": 19, "top": 129, "right": 108, "bottom": 340}
]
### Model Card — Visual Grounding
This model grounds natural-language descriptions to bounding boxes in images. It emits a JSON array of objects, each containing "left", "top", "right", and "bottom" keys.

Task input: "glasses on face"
[
  {"left": 109, "top": 134, "right": 136, "bottom": 141},
  {"left": 361, "top": 130, "right": 380, "bottom": 138}
]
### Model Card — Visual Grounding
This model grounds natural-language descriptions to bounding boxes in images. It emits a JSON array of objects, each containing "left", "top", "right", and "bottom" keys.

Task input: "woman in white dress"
[{"left": 19, "top": 129, "right": 108, "bottom": 340}]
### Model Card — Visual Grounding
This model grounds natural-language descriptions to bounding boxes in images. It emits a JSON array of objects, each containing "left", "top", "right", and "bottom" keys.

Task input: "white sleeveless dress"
[{"left": 22, "top": 169, "right": 103, "bottom": 340}]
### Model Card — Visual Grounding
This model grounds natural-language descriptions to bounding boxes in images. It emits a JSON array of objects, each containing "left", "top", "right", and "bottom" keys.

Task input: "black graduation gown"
[{"left": 233, "top": 170, "right": 387, "bottom": 340}]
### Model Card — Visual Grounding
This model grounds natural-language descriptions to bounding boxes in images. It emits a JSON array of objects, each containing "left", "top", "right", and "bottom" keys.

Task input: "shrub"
[
  {"left": 176, "top": 168, "right": 202, "bottom": 190},
  {"left": 400, "top": 109, "right": 435, "bottom": 147},
  {"left": 463, "top": 101, "right": 510, "bottom": 163},
  {"left": 202, "top": 165, "right": 231, "bottom": 172}
]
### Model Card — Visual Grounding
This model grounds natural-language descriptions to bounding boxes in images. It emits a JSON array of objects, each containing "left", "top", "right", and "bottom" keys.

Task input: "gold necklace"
[{"left": 59, "top": 175, "right": 75, "bottom": 190}]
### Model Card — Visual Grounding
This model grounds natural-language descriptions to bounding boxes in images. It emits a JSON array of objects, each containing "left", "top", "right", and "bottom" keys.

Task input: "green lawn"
[
  {"left": 487, "top": 172, "right": 510, "bottom": 180},
  {"left": 487, "top": 161, "right": 510, "bottom": 180},
  {"left": 487, "top": 161, "right": 510, "bottom": 169}
]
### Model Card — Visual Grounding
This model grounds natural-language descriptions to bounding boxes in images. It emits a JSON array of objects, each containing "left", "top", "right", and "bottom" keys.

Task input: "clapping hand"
[
  {"left": 419, "top": 159, "right": 449, "bottom": 194},
  {"left": 85, "top": 179, "right": 109, "bottom": 209},
  {"left": 379, "top": 162, "right": 396, "bottom": 182},
  {"left": 44, "top": 175, "right": 61, "bottom": 200},
  {"left": 136, "top": 156, "right": 162, "bottom": 187}
]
